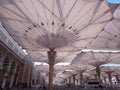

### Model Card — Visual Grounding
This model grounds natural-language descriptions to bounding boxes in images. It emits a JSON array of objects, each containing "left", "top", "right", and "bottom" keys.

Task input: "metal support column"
[
  {"left": 96, "top": 67, "right": 101, "bottom": 84},
  {"left": 48, "top": 49, "right": 56, "bottom": 90}
]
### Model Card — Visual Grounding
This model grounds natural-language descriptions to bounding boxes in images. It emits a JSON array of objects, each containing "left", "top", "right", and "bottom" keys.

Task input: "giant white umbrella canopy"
[
  {"left": 73, "top": 64, "right": 95, "bottom": 85},
  {"left": 0, "top": 0, "right": 118, "bottom": 88},
  {"left": 101, "top": 66, "right": 119, "bottom": 84},
  {"left": 36, "top": 64, "right": 49, "bottom": 73},
  {"left": 36, "top": 62, "right": 71, "bottom": 81},
  {"left": 71, "top": 52, "right": 120, "bottom": 83},
  {"left": 72, "top": 52, "right": 120, "bottom": 67},
  {"left": 101, "top": 66, "right": 119, "bottom": 74},
  {"left": 32, "top": 51, "right": 79, "bottom": 64},
  {"left": 0, "top": 0, "right": 114, "bottom": 61},
  {"left": 85, "top": 69, "right": 98, "bottom": 78},
  {"left": 69, "top": 63, "right": 94, "bottom": 75},
  {"left": 112, "top": 67, "right": 120, "bottom": 76},
  {"left": 87, "top": 5, "right": 120, "bottom": 50},
  {"left": 53, "top": 65, "right": 70, "bottom": 77}
]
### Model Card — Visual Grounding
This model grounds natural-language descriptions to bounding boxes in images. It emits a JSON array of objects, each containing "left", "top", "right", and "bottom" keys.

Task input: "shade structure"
[
  {"left": 72, "top": 52, "right": 120, "bottom": 67},
  {"left": 101, "top": 66, "right": 119, "bottom": 84},
  {"left": 0, "top": 0, "right": 114, "bottom": 57},
  {"left": 36, "top": 64, "right": 49, "bottom": 74},
  {"left": 101, "top": 66, "right": 119, "bottom": 73},
  {"left": 0, "top": 0, "right": 120, "bottom": 86},
  {"left": 87, "top": 5, "right": 120, "bottom": 50},
  {"left": 36, "top": 62, "right": 72, "bottom": 81},
  {"left": 52, "top": 65, "right": 70, "bottom": 77},
  {"left": 112, "top": 67, "right": 120, "bottom": 76},
  {"left": 71, "top": 52, "right": 120, "bottom": 83},
  {"left": 69, "top": 63, "right": 93, "bottom": 74}
]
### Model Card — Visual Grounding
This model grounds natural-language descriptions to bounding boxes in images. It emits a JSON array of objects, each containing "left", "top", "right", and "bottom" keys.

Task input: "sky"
[
  {"left": 107, "top": 0, "right": 120, "bottom": 4},
  {"left": 102, "top": 64, "right": 120, "bottom": 66}
]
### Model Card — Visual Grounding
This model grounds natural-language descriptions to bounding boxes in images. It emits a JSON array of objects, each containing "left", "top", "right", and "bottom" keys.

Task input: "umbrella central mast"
[{"left": 47, "top": 49, "right": 56, "bottom": 90}]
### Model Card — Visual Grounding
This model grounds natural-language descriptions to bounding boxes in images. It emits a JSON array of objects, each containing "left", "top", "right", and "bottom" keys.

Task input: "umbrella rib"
[
  {"left": 68, "top": 1, "right": 87, "bottom": 25},
  {"left": 10, "top": 0, "right": 48, "bottom": 34},
  {"left": 64, "top": 0, "right": 78, "bottom": 20},
  {"left": 0, "top": 3, "right": 32, "bottom": 23},
  {"left": 37, "top": 0, "right": 59, "bottom": 20},
  {"left": 30, "top": 0, "right": 41, "bottom": 24}
]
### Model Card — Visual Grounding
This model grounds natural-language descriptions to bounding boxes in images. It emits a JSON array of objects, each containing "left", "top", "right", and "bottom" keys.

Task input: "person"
[{"left": 43, "top": 86, "right": 47, "bottom": 90}]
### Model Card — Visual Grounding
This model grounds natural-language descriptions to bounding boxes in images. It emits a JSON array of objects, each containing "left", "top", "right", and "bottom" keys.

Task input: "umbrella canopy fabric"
[
  {"left": 0, "top": 0, "right": 120, "bottom": 80},
  {"left": 0, "top": 0, "right": 113, "bottom": 59},
  {"left": 87, "top": 5, "right": 120, "bottom": 50},
  {"left": 101, "top": 66, "right": 119, "bottom": 73},
  {"left": 72, "top": 52, "right": 120, "bottom": 67}
]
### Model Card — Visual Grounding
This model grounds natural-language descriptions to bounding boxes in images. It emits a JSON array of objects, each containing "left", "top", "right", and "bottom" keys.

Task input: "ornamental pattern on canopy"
[
  {"left": 72, "top": 52, "right": 120, "bottom": 67},
  {"left": 0, "top": 0, "right": 113, "bottom": 51},
  {"left": 0, "top": 0, "right": 118, "bottom": 80},
  {"left": 88, "top": 5, "right": 120, "bottom": 50}
]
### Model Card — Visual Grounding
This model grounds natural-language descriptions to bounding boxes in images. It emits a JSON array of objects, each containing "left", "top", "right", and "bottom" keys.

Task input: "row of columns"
[
  {"left": 103, "top": 73, "right": 120, "bottom": 85},
  {"left": 60, "top": 71, "right": 120, "bottom": 87},
  {"left": 95, "top": 66, "right": 120, "bottom": 85},
  {"left": 0, "top": 43, "right": 34, "bottom": 89},
  {"left": 60, "top": 74, "right": 85, "bottom": 86},
  {"left": 31, "top": 68, "right": 46, "bottom": 87}
]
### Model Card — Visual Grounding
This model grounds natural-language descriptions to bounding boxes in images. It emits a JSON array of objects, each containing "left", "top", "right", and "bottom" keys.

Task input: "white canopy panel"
[
  {"left": 0, "top": 0, "right": 119, "bottom": 80},
  {"left": 88, "top": 5, "right": 120, "bottom": 50},
  {"left": 72, "top": 52, "right": 120, "bottom": 67},
  {"left": 0, "top": 0, "right": 113, "bottom": 61}
]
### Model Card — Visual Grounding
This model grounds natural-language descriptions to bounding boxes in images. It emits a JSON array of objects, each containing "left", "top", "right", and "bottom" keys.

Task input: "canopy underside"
[{"left": 0, "top": 0, "right": 120, "bottom": 80}]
